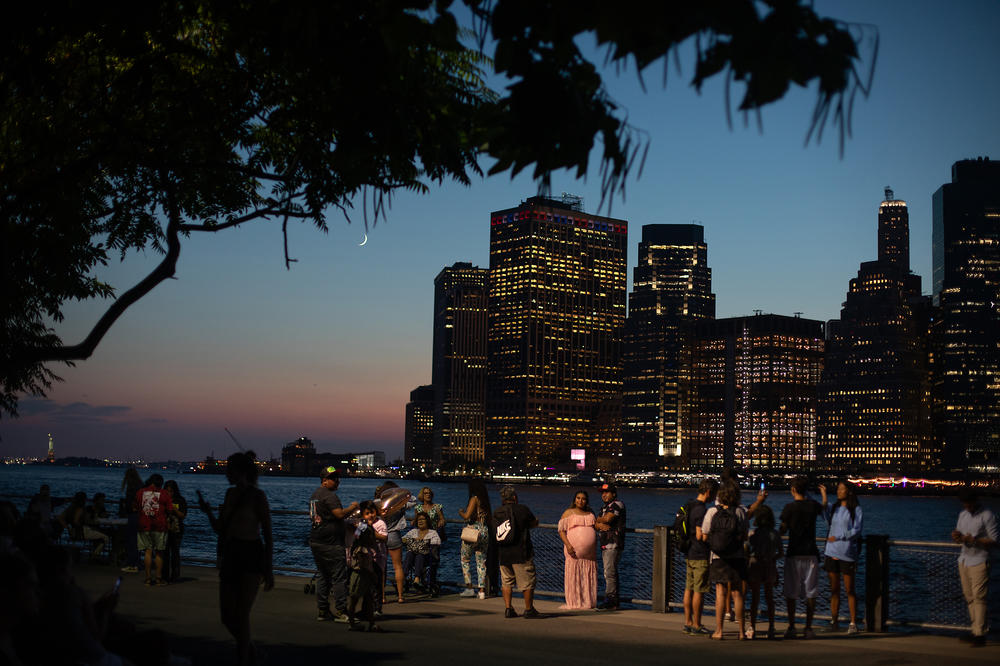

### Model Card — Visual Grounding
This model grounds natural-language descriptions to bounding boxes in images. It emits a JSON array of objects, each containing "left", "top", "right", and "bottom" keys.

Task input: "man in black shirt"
[
  {"left": 494, "top": 485, "right": 542, "bottom": 618},
  {"left": 595, "top": 483, "right": 626, "bottom": 610},
  {"left": 309, "top": 467, "right": 358, "bottom": 622},
  {"left": 683, "top": 478, "right": 718, "bottom": 635},
  {"left": 780, "top": 476, "right": 824, "bottom": 639}
]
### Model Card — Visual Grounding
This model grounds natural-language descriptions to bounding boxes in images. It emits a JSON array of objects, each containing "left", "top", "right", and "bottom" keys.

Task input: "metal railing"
[{"left": 4, "top": 494, "right": 992, "bottom": 632}]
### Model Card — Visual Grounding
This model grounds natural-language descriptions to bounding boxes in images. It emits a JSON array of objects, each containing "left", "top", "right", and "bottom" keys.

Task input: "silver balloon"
[{"left": 377, "top": 487, "right": 412, "bottom": 518}]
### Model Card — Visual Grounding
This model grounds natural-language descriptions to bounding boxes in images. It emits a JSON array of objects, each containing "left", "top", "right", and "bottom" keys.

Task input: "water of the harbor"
[
  {"left": 3, "top": 465, "right": 997, "bottom": 629},
  {"left": 3, "top": 464, "right": 994, "bottom": 538}
]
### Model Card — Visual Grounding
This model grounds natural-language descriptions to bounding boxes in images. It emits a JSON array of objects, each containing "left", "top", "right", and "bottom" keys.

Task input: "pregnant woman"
[{"left": 557, "top": 490, "right": 598, "bottom": 610}]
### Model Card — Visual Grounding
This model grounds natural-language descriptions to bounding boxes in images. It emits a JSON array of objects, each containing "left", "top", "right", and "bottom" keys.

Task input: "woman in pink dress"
[{"left": 557, "top": 491, "right": 598, "bottom": 610}]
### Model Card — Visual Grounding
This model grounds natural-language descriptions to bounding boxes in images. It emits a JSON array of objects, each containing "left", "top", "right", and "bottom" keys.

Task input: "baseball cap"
[
  {"left": 321, "top": 466, "right": 340, "bottom": 480},
  {"left": 600, "top": 483, "right": 617, "bottom": 494}
]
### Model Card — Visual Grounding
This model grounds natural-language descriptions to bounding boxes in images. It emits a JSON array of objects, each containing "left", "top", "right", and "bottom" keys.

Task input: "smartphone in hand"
[{"left": 112, "top": 576, "right": 122, "bottom": 594}]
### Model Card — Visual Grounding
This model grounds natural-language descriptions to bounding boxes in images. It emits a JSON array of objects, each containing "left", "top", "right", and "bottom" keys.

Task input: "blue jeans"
[{"left": 311, "top": 542, "right": 348, "bottom": 613}]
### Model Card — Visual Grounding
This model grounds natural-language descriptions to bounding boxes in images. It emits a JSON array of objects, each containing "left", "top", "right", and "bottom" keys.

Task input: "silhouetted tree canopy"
[{"left": 1, "top": 0, "right": 874, "bottom": 416}]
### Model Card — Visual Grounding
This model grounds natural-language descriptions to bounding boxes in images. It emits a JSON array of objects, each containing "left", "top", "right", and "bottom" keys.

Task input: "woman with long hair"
[
  {"left": 746, "top": 504, "right": 782, "bottom": 639},
  {"left": 457, "top": 478, "right": 491, "bottom": 598},
  {"left": 197, "top": 451, "right": 273, "bottom": 666},
  {"left": 557, "top": 490, "right": 598, "bottom": 610},
  {"left": 820, "top": 480, "right": 863, "bottom": 634},
  {"left": 119, "top": 467, "right": 143, "bottom": 572},
  {"left": 163, "top": 480, "right": 187, "bottom": 583}
]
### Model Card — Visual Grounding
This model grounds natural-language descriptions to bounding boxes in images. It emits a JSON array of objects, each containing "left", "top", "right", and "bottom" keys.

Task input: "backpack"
[
  {"left": 708, "top": 507, "right": 743, "bottom": 558},
  {"left": 495, "top": 506, "right": 517, "bottom": 545},
  {"left": 672, "top": 500, "right": 699, "bottom": 555}
]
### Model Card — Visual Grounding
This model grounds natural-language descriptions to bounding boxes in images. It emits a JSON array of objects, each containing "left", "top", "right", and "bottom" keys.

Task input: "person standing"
[
  {"left": 163, "top": 480, "right": 188, "bottom": 583},
  {"left": 119, "top": 469, "right": 144, "bottom": 572},
  {"left": 702, "top": 480, "right": 749, "bottom": 640},
  {"left": 494, "top": 485, "right": 542, "bottom": 618},
  {"left": 457, "top": 479, "right": 491, "bottom": 598},
  {"left": 557, "top": 490, "right": 598, "bottom": 610},
  {"left": 820, "top": 480, "right": 862, "bottom": 634},
  {"left": 136, "top": 474, "right": 171, "bottom": 585},
  {"left": 595, "top": 483, "right": 627, "bottom": 611},
  {"left": 780, "top": 476, "right": 824, "bottom": 639},
  {"left": 309, "top": 467, "right": 358, "bottom": 623},
  {"left": 951, "top": 488, "right": 998, "bottom": 647},
  {"left": 682, "top": 478, "right": 718, "bottom": 635},
  {"left": 197, "top": 451, "right": 274, "bottom": 666}
]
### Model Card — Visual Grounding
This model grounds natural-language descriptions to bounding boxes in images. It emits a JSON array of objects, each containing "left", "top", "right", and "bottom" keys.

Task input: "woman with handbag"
[{"left": 457, "top": 479, "right": 492, "bottom": 598}]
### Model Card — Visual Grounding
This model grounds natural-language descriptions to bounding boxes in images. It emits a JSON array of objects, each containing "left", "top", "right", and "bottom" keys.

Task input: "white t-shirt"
[{"left": 701, "top": 505, "right": 748, "bottom": 560}]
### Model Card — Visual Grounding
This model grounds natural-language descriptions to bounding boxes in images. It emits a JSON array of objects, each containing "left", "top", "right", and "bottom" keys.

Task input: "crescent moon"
[{"left": 359, "top": 232, "right": 368, "bottom": 247}]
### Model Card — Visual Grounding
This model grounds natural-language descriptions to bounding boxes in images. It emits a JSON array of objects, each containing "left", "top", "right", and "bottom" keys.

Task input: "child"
[
  {"left": 372, "top": 505, "right": 388, "bottom": 612},
  {"left": 746, "top": 504, "right": 783, "bottom": 639},
  {"left": 347, "top": 501, "right": 384, "bottom": 632},
  {"left": 402, "top": 512, "right": 441, "bottom": 594}
]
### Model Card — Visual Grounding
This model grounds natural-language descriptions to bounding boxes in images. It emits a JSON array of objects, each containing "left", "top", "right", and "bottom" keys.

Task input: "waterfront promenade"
[{"left": 74, "top": 564, "right": 996, "bottom": 666}]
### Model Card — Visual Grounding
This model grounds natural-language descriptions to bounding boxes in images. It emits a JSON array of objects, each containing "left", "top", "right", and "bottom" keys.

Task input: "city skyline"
[{"left": 3, "top": 1, "right": 999, "bottom": 461}]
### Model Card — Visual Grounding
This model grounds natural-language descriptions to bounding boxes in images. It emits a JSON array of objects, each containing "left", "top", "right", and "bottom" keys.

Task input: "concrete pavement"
[{"left": 74, "top": 563, "right": 997, "bottom": 666}]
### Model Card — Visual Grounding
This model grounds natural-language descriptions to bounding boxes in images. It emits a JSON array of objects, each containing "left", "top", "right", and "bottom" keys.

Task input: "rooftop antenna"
[
  {"left": 884, "top": 186, "right": 894, "bottom": 201},
  {"left": 224, "top": 427, "right": 246, "bottom": 452},
  {"left": 753, "top": 309, "right": 763, "bottom": 316},
  {"left": 794, "top": 312, "right": 803, "bottom": 318}
]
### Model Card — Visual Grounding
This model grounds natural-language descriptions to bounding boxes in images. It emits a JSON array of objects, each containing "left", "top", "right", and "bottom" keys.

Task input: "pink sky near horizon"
[{"left": 3, "top": 1, "right": 999, "bottom": 464}]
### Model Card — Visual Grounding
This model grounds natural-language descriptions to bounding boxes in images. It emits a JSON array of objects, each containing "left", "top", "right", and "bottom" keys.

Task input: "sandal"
[
  {"left": 745, "top": 627, "right": 755, "bottom": 640},
  {"left": 710, "top": 633, "right": 724, "bottom": 640},
  {"left": 145, "top": 578, "right": 153, "bottom": 586},
  {"left": 155, "top": 578, "right": 168, "bottom": 586}
]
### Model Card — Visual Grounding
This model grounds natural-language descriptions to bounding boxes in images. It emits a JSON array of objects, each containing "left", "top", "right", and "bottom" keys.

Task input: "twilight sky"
[{"left": 3, "top": 0, "right": 999, "bottom": 462}]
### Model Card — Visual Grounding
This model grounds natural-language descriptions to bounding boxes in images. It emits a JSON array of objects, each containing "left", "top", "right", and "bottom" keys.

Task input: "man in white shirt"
[{"left": 951, "top": 488, "right": 998, "bottom": 647}]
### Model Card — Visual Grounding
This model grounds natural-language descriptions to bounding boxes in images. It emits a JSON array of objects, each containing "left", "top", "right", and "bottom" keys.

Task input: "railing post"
[
  {"left": 652, "top": 525, "right": 671, "bottom": 612},
  {"left": 865, "top": 534, "right": 890, "bottom": 632}
]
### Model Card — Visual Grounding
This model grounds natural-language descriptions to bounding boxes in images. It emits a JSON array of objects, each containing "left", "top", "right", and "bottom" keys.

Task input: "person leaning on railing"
[{"left": 951, "top": 487, "right": 998, "bottom": 648}]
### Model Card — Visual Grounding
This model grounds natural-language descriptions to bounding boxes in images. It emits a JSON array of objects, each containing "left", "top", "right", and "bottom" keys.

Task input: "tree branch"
[
  {"left": 179, "top": 207, "right": 310, "bottom": 233},
  {"left": 26, "top": 181, "right": 185, "bottom": 364}
]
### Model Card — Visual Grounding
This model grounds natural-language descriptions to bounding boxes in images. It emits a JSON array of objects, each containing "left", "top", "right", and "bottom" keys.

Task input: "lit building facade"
[
  {"left": 622, "top": 224, "right": 714, "bottom": 467},
  {"left": 932, "top": 157, "right": 1000, "bottom": 471},
  {"left": 431, "top": 263, "right": 488, "bottom": 465},
  {"left": 404, "top": 385, "right": 435, "bottom": 467},
  {"left": 818, "top": 189, "right": 934, "bottom": 471},
  {"left": 486, "top": 196, "right": 627, "bottom": 469},
  {"left": 685, "top": 314, "right": 824, "bottom": 470},
  {"left": 281, "top": 436, "right": 317, "bottom": 476}
]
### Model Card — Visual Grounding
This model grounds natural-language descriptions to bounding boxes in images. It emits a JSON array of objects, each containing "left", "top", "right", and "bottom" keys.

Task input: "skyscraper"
[
  {"left": 932, "top": 157, "right": 1000, "bottom": 471},
  {"left": 685, "top": 314, "right": 824, "bottom": 470},
  {"left": 404, "top": 385, "right": 435, "bottom": 467},
  {"left": 432, "top": 262, "right": 488, "bottom": 465},
  {"left": 622, "top": 224, "right": 715, "bottom": 467},
  {"left": 818, "top": 189, "right": 933, "bottom": 471},
  {"left": 486, "top": 196, "right": 627, "bottom": 469}
]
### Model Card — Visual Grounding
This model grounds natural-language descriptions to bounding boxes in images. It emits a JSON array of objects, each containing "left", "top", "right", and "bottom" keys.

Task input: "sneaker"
[
  {"left": 803, "top": 628, "right": 816, "bottom": 640},
  {"left": 477, "top": 590, "right": 486, "bottom": 600},
  {"left": 694, "top": 625, "right": 712, "bottom": 636},
  {"left": 522, "top": 607, "right": 544, "bottom": 619},
  {"left": 745, "top": 627, "right": 755, "bottom": 640},
  {"left": 726, "top": 611, "right": 735, "bottom": 622},
  {"left": 784, "top": 627, "right": 797, "bottom": 640},
  {"left": 847, "top": 623, "right": 859, "bottom": 635},
  {"left": 373, "top": 610, "right": 384, "bottom": 619},
  {"left": 682, "top": 625, "right": 694, "bottom": 635},
  {"left": 332, "top": 612, "right": 350, "bottom": 624},
  {"left": 316, "top": 610, "right": 334, "bottom": 622},
  {"left": 121, "top": 566, "right": 139, "bottom": 573},
  {"left": 504, "top": 607, "right": 518, "bottom": 619},
  {"left": 459, "top": 588, "right": 476, "bottom": 598}
]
